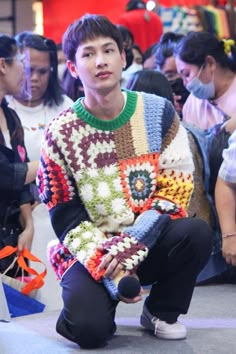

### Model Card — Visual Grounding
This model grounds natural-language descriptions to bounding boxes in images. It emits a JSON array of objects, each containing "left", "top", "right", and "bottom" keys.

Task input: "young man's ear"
[
  {"left": 121, "top": 50, "right": 127, "bottom": 70},
  {"left": 67, "top": 60, "right": 79, "bottom": 79}
]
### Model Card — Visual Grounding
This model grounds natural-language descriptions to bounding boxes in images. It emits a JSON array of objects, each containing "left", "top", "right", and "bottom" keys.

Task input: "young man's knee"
[
  {"left": 168, "top": 219, "right": 212, "bottom": 268},
  {"left": 184, "top": 218, "right": 213, "bottom": 269},
  {"left": 56, "top": 314, "right": 114, "bottom": 349},
  {"left": 189, "top": 218, "right": 213, "bottom": 253}
]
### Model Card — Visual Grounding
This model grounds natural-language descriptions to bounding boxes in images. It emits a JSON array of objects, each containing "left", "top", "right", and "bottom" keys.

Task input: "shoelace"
[{"left": 151, "top": 317, "right": 161, "bottom": 335}]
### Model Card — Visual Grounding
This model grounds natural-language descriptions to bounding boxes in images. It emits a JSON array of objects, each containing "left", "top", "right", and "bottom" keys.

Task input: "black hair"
[
  {"left": 14, "top": 30, "right": 33, "bottom": 48},
  {"left": 116, "top": 25, "right": 134, "bottom": 49},
  {"left": 56, "top": 43, "right": 63, "bottom": 51},
  {"left": 15, "top": 32, "right": 63, "bottom": 106},
  {"left": 143, "top": 42, "right": 158, "bottom": 62},
  {"left": 126, "top": 0, "right": 146, "bottom": 11},
  {"left": 62, "top": 67, "right": 84, "bottom": 101},
  {"left": 126, "top": 69, "right": 174, "bottom": 104},
  {"left": 0, "top": 35, "right": 23, "bottom": 145},
  {"left": 133, "top": 44, "right": 143, "bottom": 55},
  {"left": 155, "top": 32, "right": 185, "bottom": 69},
  {"left": 132, "top": 44, "right": 144, "bottom": 63},
  {"left": 62, "top": 14, "right": 123, "bottom": 62},
  {"left": 0, "top": 33, "right": 18, "bottom": 64},
  {"left": 174, "top": 31, "right": 236, "bottom": 72}
]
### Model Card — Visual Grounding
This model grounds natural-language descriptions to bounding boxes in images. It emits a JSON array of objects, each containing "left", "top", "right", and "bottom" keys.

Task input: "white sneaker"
[{"left": 140, "top": 304, "right": 187, "bottom": 340}]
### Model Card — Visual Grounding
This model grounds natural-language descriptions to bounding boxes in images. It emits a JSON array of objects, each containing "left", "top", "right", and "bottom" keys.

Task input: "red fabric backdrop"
[
  {"left": 43, "top": 0, "right": 127, "bottom": 44},
  {"left": 43, "top": 0, "right": 217, "bottom": 43}
]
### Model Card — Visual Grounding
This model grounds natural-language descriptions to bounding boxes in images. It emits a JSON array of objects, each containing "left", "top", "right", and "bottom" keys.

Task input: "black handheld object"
[{"left": 118, "top": 276, "right": 141, "bottom": 299}]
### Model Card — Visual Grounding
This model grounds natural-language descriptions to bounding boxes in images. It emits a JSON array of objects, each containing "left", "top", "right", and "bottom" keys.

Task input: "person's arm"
[
  {"left": 0, "top": 151, "right": 39, "bottom": 190},
  {"left": 17, "top": 202, "right": 34, "bottom": 253},
  {"left": 215, "top": 177, "right": 236, "bottom": 265},
  {"left": 215, "top": 177, "right": 236, "bottom": 235},
  {"left": 25, "top": 160, "right": 39, "bottom": 184},
  {"left": 215, "top": 131, "right": 236, "bottom": 265},
  {"left": 223, "top": 116, "right": 236, "bottom": 134}
]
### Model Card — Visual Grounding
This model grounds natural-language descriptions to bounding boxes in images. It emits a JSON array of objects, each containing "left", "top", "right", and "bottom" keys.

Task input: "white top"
[
  {"left": 7, "top": 95, "right": 73, "bottom": 161},
  {"left": 3, "top": 130, "right": 11, "bottom": 149}
]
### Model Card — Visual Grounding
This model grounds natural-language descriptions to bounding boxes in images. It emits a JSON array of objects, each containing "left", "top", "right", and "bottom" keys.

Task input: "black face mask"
[
  {"left": 169, "top": 77, "right": 190, "bottom": 104},
  {"left": 124, "top": 49, "right": 134, "bottom": 70}
]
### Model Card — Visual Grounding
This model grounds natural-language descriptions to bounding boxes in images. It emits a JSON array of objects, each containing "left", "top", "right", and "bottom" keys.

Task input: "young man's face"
[{"left": 68, "top": 36, "right": 126, "bottom": 94}]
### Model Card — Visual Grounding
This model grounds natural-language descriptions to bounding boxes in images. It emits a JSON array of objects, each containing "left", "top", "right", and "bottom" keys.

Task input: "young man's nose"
[{"left": 96, "top": 53, "right": 107, "bottom": 66}]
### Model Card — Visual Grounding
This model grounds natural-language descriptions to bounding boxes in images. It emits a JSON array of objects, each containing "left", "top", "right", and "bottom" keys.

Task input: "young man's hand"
[
  {"left": 98, "top": 252, "right": 123, "bottom": 279},
  {"left": 98, "top": 250, "right": 144, "bottom": 303}
]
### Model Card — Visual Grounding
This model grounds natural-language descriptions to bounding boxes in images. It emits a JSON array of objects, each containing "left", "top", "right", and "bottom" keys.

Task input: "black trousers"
[{"left": 56, "top": 217, "right": 212, "bottom": 349}]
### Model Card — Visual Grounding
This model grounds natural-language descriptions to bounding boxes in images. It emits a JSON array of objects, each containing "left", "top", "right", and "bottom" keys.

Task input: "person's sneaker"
[{"left": 140, "top": 304, "right": 187, "bottom": 340}]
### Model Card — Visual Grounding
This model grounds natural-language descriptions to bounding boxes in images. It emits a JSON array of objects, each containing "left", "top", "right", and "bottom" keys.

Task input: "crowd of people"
[{"left": 0, "top": 0, "right": 236, "bottom": 349}]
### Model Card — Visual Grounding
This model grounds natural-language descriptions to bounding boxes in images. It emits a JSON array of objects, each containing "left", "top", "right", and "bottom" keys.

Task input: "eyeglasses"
[
  {"left": 25, "top": 66, "right": 54, "bottom": 76},
  {"left": 4, "top": 53, "right": 26, "bottom": 63}
]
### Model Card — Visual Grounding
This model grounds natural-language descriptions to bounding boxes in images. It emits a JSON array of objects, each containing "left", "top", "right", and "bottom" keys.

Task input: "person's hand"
[
  {"left": 31, "top": 200, "right": 40, "bottom": 210},
  {"left": 173, "top": 95, "right": 184, "bottom": 115},
  {"left": 222, "top": 237, "right": 236, "bottom": 265},
  {"left": 98, "top": 251, "right": 123, "bottom": 279},
  {"left": 223, "top": 117, "right": 236, "bottom": 134},
  {"left": 17, "top": 226, "right": 34, "bottom": 254}
]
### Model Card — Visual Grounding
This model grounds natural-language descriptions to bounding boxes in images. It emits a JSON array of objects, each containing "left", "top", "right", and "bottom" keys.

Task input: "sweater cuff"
[
  {"left": 102, "top": 233, "right": 148, "bottom": 270},
  {"left": 124, "top": 209, "right": 170, "bottom": 249}
]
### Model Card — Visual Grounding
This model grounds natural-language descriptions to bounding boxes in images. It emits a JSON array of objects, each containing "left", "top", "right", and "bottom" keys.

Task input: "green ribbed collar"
[{"left": 72, "top": 89, "right": 137, "bottom": 131}]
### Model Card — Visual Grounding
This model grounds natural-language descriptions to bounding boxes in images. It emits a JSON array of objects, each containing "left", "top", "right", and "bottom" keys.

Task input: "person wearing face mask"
[
  {"left": 155, "top": 32, "right": 190, "bottom": 118},
  {"left": 174, "top": 31, "right": 236, "bottom": 132},
  {"left": 174, "top": 32, "right": 236, "bottom": 285}
]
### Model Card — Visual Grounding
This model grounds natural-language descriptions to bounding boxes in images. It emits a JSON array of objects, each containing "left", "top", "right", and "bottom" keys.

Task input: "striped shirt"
[{"left": 219, "top": 130, "right": 236, "bottom": 183}]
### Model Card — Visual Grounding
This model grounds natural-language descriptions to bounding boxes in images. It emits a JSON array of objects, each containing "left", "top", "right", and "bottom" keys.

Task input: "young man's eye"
[
  {"left": 83, "top": 52, "right": 92, "bottom": 58},
  {"left": 105, "top": 48, "right": 114, "bottom": 53}
]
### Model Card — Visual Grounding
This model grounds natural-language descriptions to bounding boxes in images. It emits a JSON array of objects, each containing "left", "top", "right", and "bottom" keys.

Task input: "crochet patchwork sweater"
[{"left": 37, "top": 90, "right": 194, "bottom": 298}]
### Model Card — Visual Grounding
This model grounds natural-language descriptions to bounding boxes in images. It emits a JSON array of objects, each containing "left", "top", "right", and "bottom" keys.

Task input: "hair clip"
[{"left": 222, "top": 39, "right": 235, "bottom": 60}]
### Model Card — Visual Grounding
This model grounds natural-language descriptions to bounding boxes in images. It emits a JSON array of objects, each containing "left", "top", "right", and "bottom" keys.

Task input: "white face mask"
[
  {"left": 57, "top": 63, "right": 66, "bottom": 81},
  {"left": 186, "top": 64, "right": 215, "bottom": 100}
]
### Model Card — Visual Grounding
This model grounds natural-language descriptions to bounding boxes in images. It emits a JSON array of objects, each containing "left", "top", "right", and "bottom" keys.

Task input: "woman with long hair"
[{"left": 0, "top": 34, "right": 38, "bottom": 277}]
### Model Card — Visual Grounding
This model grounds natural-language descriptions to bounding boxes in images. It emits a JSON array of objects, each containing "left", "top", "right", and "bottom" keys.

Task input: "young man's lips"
[{"left": 96, "top": 71, "right": 112, "bottom": 78}]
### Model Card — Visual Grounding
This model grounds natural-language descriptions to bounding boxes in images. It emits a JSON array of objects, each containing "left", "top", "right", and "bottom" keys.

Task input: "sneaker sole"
[
  {"left": 155, "top": 331, "right": 187, "bottom": 340},
  {"left": 140, "top": 315, "right": 186, "bottom": 340}
]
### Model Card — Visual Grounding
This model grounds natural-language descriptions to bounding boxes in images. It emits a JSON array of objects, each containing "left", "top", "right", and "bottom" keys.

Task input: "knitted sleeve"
[
  {"left": 62, "top": 209, "right": 170, "bottom": 300},
  {"left": 151, "top": 116, "right": 194, "bottom": 219}
]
